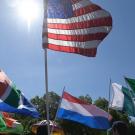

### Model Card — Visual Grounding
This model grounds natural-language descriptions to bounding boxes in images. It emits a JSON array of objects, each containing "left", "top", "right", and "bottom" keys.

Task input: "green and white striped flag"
[
  {"left": 125, "top": 77, "right": 135, "bottom": 94},
  {"left": 0, "top": 70, "right": 39, "bottom": 117},
  {"left": 110, "top": 83, "right": 135, "bottom": 117}
]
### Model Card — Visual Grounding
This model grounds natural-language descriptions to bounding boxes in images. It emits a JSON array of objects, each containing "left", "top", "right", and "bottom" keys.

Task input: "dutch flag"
[{"left": 57, "top": 91, "right": 111, "bottom": 129}]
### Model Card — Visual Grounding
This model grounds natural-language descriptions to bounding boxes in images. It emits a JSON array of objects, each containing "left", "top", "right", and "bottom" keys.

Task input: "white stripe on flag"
[
  {"left": 111, "top": 83, "right": 124, "bottom": 110},
  {"left": 61, "top": 98, "right": 92, "bottom": 116},
  {"left": 47, "top": 26, "right": 112, "bottom": 35},
  {"left": 43, "top": 37, "right": 101, "bottom": 48},
  {"left": 47, "top": 10, "right": 110, "bottom": 24},
  {"left": 72, "top": 0, "right": 92, "bottom": 11}
]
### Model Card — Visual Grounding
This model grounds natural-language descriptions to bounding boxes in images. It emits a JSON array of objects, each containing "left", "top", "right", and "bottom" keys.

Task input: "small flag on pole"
[
  {"left": 0, "top": 70, "right": 39, "bottom": 118},
  {"left": 42, "top": 0, "right": 112, "bottom": 57},
  {"left": 110, "top": 83, "right": 135, "bottom": 117},
  {"left": 56, "top": 91, "right": 111, "bottom": 129}
]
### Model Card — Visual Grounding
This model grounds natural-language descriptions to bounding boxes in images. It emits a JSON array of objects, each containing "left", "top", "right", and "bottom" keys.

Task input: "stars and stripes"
[{"left": 42, "top": 0, "right": 112, "bottom": 57}]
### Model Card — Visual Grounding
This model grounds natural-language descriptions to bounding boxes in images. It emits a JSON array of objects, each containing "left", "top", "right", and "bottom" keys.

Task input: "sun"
[{"left": 17, "top": 0, "right": 40, "bottom": 29}]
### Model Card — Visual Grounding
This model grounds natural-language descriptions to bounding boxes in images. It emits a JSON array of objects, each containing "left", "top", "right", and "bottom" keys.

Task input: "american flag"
[{"left": 42, "top": 0, "right": 112, "bottom": 57}]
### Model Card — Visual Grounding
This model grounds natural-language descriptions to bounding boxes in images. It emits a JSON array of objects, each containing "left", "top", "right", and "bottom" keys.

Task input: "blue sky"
[{"left": 0, "top": 0, "right": 135, "bottom": 101}]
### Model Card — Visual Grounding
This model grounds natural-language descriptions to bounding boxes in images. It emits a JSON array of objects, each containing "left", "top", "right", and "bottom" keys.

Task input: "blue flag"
[{"left": 0, "top": 92, "right": 39, "bottom": 118}]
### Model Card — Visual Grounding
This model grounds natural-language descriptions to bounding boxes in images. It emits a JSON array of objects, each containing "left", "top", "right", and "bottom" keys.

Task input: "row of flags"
[
  {"left": 1, "top": 68, "right": 135, "bottom": 131},
  {"left": 0, "top": 69, "right": 112, "bottom": 131},
  {"left": 2, "top": 68, "right": 135, "bottom": 130},
  {"left": 0, "top": 70, "right": 112, "bottom": 130},
  {"left": 1, "top": 70, "right": 135, "bottom": 131},
  {"left": 55, "top": 77, "right": 135, "bottom": 130}
]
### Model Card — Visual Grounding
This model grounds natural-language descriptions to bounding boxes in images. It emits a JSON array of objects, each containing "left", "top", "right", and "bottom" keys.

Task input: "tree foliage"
[
  {"left": 94, "top": 97, "right": 108, "bottom": 111},
  {"left": 79, "top": 94, "right": 92, "bottom": 104}
]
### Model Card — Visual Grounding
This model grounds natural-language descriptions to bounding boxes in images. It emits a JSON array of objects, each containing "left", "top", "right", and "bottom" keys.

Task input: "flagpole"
[
  {"left": 107, "top": 78, "right": 112, "bottom": 135},
  {"left": 43, "top": 0, "right": 50, "bottom": 135},
  {"left": 108, "top": 78, "right": 112, "bottom": 115},
  {"left": 50, "top": 86, "right": 65, "bottom": 135},
  {"left": 44, "top": 49, "right": 50, "bottom": 135}
]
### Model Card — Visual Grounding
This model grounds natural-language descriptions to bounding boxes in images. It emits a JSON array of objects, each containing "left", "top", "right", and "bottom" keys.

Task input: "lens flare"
[{"left": 17, "top": 0, "right": 40, "bottom": 29}]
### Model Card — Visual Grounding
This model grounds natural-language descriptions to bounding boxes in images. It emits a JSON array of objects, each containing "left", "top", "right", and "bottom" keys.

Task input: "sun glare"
[{"left": 17, "top": 0, "right": 40, "bottom": 29}]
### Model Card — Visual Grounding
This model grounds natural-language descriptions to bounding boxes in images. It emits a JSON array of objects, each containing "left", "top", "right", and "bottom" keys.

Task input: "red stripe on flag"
[
  {"left": 47, "top": 17, "right": 112, "bottom": 30},
  {"left": 71, "top": 0, "right": 82, "bottom": 4},
  {"left": 74, "top": 4, "right": 101, "bottom": 16},
  {"left": 47, "top": 33, "right": 107, "bottom": 42},
  {"left": 2, "top": 112, "right": 16, "bottom": 128},
  {"left": 0, "top": 82, "right": 9, "bottom": 97},
  {"left": 0, "top": 71, "right": 10, "bottom": 97},
  {"left": 63, "top": 91, "right": 90, "bottom": 104},
  {"left": 43, "top": 43, "right": 97, "bottom": 57}
]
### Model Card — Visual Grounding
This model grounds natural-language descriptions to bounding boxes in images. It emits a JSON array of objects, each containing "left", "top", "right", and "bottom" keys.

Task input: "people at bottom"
[
  {"left": 36, "top": 125, "right": 48, "bottom": 135},
  {"left": 109, "top": 121, "right": 127, "bottom": 135}
]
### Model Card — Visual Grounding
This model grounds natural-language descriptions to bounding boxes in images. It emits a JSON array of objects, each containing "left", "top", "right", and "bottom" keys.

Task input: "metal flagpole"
[
  {"left": 44, "top": 49, "right": 50, "bottom": 135},
  {"left": 107, "top": 78, "right": 112, "bottom": 135},
  {"left": 108, "top": 79, "right": 112, "bottom": 115},
  {"left": 43, "top": 0, "right": 50, "bottom": 134},
  {"left": 50, "top": 86, "right": 65, "bottom": 135}
]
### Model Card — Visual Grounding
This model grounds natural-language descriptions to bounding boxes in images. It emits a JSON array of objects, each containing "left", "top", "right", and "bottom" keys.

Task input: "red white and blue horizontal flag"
[
  {"left": 42, "top": 0, "right": 112, "bottom": 57},
  {"left": 57, "top": 91, "right": 111, "bottom": 129}
]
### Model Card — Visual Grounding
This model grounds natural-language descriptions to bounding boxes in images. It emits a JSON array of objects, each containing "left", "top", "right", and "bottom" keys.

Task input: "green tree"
[
  {"left": 31, "top": 91, "right": 60, "bottom": 120},
  {"left": 31, "top": 95, "right": 45, "bottom": 119},
  {"left": 94, "top": 97, "right": 108, "bottom": 111},
  {"left": 79, "top": 94, "right": 92, "bottom": 104}
]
